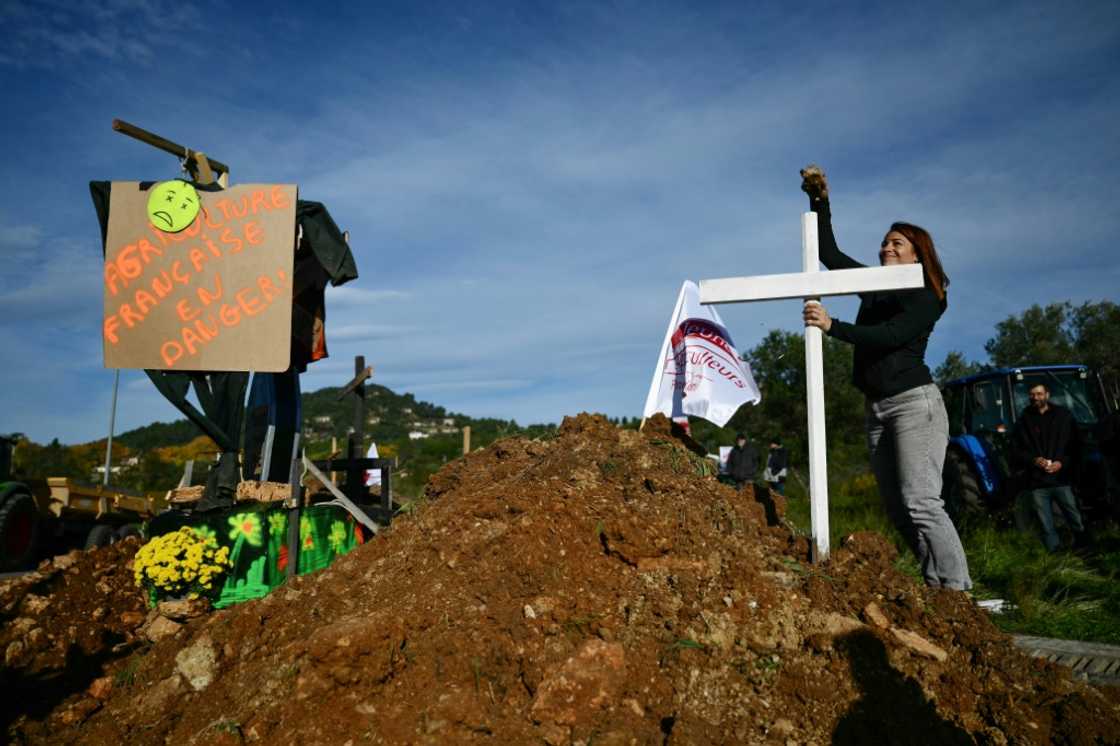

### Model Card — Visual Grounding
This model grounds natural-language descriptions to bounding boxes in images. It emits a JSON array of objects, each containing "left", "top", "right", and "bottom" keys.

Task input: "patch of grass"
[
  {"left": 669, "top": 637, "right": 706, "bottom": 651},
  {"left": 964, "top": 522, "right": 1120, "bottom": 644},
  {"left": 786, "top": 471, "right": 899, "bottom": 548},
  {"left": 667, "top": 448, "right": 685, "bottom": 474},
  {"left": 562, "top": 614, "right": 599, "bottom": 637},
  {"left": 113, "top": 656, "right": 141, "bottom": 688},
  {"left": 470, "top": 657, "right": 483, "bottom": 691},
  {"left": 755, "top": 654, "right": 781, "bottom": 672},
  {"left": 779, "top": 556, "right": 838, "bottom": 584},
  {"left": 395, "top": 496, "right": 428, "bottom": 515},
  {"left": 213, "top": 720, "right": 241, "bottom": 735},
  {"left": 193, "top": 718, "right": 242, "bottom": 741}
]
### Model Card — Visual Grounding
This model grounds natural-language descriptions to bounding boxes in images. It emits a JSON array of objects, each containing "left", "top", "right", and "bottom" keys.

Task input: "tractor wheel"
[
  {"left": 0, "top": 488, "right": 40, "bottom": 571},
  {"left": 84, "top": 524, "right": 117, "bottom": 550},
  {"left": 943, "top": 449, "right": 984, "bottom": 521}
]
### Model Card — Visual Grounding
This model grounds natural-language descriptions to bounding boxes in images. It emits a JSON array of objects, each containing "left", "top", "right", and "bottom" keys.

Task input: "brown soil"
[
  {"left": 4, "top": 413, "right": 1119, "bottom": 745},
  {"left": 0, "top": 539, "right": 149, "bottom": 729}
]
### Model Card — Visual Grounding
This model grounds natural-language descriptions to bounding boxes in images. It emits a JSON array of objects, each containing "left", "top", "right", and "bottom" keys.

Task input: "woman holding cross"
[{"left": 799, "top": 165, "right": 971, "bottom": 591}]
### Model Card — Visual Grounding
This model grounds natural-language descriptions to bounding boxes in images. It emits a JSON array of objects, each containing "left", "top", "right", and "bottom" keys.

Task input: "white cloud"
[
  {"left": 0, "top": 221, "right": 42, "bottom": 251},
  {"left": 0, "top": 0, "right": 205, "bottom": 69},
  {"left": 327, "top": 287, "right": 412, "bottom": 308}
]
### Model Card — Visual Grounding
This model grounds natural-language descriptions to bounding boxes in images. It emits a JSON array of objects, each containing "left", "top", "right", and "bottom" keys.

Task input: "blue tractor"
[{"left": 940, "top": 365, "right": 1118, "bottom": 522}]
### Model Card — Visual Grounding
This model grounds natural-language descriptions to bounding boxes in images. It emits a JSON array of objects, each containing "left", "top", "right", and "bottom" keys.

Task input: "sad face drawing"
[{"left": 146, "top": 179, "right": 201, "bottom": 233}]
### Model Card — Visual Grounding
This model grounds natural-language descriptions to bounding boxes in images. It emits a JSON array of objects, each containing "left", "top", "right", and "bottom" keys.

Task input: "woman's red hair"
[{"left": 889, "top": 222, "right": 948, "bottom": 304}]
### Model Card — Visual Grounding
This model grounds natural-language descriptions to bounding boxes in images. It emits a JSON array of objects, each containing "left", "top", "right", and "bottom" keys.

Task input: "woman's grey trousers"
[{"left": 866, "top": 383, "right": 972, "bottom": 590}]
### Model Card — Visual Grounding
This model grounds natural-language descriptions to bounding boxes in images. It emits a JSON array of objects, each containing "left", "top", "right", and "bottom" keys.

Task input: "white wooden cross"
[{"left": 699, "top": 212, "right": 924, "bottom": 561}]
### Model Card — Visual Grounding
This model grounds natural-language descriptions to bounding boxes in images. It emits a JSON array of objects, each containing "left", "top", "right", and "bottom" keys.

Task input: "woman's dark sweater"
[{"left": 809, "top": 195, "right": 944, "bottom": 400}]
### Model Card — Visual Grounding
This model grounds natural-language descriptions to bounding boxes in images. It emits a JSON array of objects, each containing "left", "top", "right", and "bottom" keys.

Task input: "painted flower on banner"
[
  {"left": 228, "top": 513, "right": 263, "bottom": 546},
  {"left": 192, "top": 525, "right": 219, "bottom": 547},
  {"left": 277, "top": 544, "right": 289, "bottom": 573},
  {"left": 268, "top": 512, "right": 287, "bottom": 538},
  {"left": 300, "top": 516, "right": 315, "bottom": 550},
  {"left": 329, "top": 521, "right": 347, "bottom": 553}
]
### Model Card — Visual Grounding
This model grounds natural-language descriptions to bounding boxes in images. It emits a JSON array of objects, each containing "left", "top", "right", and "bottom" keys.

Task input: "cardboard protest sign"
[{"left": 103, "top": 183, "right": 297, "bottom": 372}]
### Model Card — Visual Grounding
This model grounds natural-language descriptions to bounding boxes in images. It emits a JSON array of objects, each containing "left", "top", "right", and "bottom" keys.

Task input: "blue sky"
[{"left": 1, "top": 0, "right": 1117, "bottom": 443}]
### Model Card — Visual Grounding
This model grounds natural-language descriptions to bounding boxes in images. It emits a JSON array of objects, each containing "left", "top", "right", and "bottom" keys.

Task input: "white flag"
[{"left": 642, "top": 281, "right": 761, "bottom": 427}]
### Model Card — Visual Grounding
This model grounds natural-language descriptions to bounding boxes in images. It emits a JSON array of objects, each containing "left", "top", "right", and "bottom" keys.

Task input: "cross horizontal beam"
[
  {"left": 699, "top": 263, "right": 923, "bottom": 305},
  {"left": 336, "top": 366, "right": 374, "bottom": 400}
]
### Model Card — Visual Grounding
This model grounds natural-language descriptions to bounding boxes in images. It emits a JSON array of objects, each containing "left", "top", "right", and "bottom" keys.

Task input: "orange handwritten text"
[{"left": 159, "top": 269, "right": 288, "bottom": 367}]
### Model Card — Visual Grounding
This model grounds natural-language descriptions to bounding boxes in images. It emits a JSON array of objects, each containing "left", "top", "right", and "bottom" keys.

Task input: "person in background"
[
  {"left": 763, "top": 437, "right": 788, "bottom": 495},
  {"left": 799, "top": 163, "right": 971, "bottom": 591},
  {"left": 727, "top": 433, "right": 759, "bottom": 492},
  {"left": 1013, "top": 382, "right": 1088, "bottom": 552}
]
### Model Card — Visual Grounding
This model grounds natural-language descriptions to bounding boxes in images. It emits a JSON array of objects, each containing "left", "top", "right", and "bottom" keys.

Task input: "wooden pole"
[
  {"left": 462, "top": 426, "right": 471, "bottom": 455},
  {"left": 347, "top": 356, "right": 366, "bottom": 503},
  {"left": 112, "top": 119, "right": 231, "bottom": 176},
  {"left": 330, "top": 436, "right": 338, "bottom": 484}
]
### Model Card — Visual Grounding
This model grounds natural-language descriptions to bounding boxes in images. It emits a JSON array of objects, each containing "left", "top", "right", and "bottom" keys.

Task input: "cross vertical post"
[
  {"left": 800, "top": 213, "right": 830, "bottom": 562},
  {"left": 348, "top": 355, "right": 366, "bottom": 503}
]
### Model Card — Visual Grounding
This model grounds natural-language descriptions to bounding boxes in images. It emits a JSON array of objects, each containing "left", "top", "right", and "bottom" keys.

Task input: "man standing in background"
[
  {"left": 1014, "top": 382, "right": 1088, "bottom": 552},
  {"left": 727, "top": 433, "right": 759, "bottom": 492},
  {"left": 763, "top": 437, "right": 789, "bottom": 495}
]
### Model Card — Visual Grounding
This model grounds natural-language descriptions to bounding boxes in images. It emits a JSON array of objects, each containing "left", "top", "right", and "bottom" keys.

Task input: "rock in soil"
[{"left": 157, "top": 597, "right": 212, "bottom": 622}]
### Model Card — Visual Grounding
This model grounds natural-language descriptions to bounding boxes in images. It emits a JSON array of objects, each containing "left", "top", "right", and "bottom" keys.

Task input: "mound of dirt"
[{"left": 5, "top": 413, "right": 1120, "bottom": 744}]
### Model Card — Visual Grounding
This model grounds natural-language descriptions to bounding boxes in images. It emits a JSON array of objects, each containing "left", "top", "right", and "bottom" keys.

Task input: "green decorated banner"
[{"left": 150, "top": 502, "right": 368, "bottom": 608}]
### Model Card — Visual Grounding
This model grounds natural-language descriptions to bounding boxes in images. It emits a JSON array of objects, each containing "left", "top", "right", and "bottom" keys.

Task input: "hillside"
[
  {"left": 114, "top": 382, "right": 547, "bottom": 451},
  {"left": 13, "top": 382, "right": 556, "bottom": 498}
]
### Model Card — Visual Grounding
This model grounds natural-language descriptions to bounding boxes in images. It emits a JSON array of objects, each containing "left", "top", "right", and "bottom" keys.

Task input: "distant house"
[
  {"left": 408, "top": 431, "right": 430, "bottom": 440},
  {"left": 442, "top": 418, "right": 455, "bottom": 426},
  {"left": 313, "top": 416, "right": 331, "bottom": 425},
  {"left": 401, "top": 407, "right": 413, "bottom": 415},
  {"left": 367, "top": 416, "right": 381, "bottom": 425},
  {"left": 439, "top": 426, "right": 458, "bottom": 434}
]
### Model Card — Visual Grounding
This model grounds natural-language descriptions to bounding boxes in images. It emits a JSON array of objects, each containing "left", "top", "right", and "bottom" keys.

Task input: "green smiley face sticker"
[{"left": 147, "top": 179, "right": 201, "bottom": 233}]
